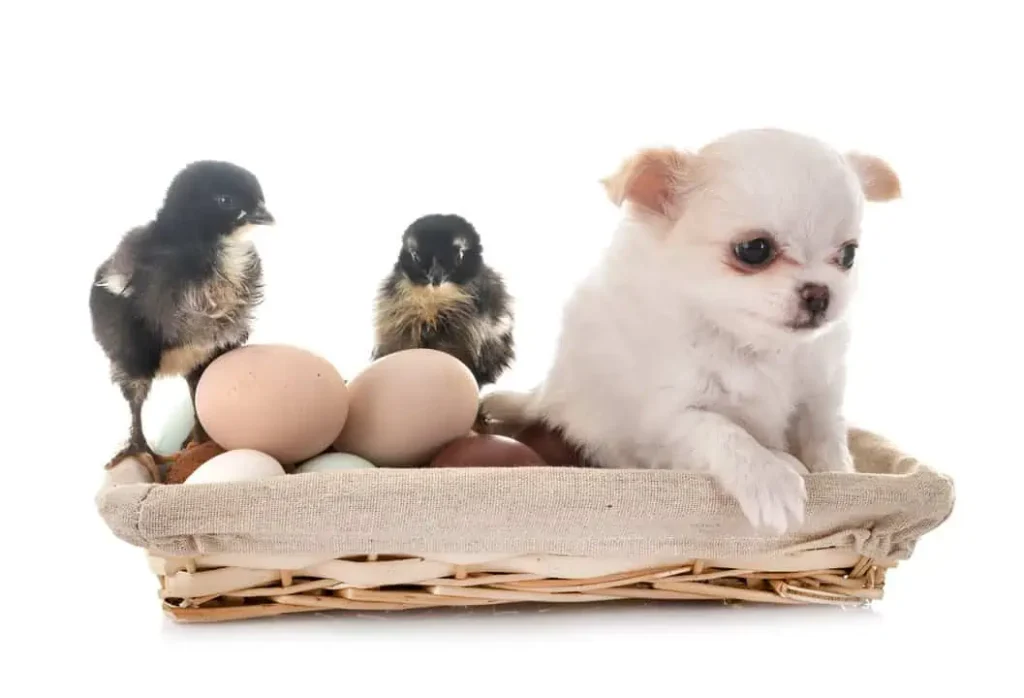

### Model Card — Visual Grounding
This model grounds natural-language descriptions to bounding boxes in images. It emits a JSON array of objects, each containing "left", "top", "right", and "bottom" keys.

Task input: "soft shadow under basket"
[{"left": 96, "top": 427, "right": 954, "bottom": 623}]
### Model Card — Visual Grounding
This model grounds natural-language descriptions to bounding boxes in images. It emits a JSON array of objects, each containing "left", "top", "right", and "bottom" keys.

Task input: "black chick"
[
  {"left": 90, "top": 160, "right": 274, "bottom": 474},
  {"left": 372, "top": 214, "right": 515, "bottom": 387}
]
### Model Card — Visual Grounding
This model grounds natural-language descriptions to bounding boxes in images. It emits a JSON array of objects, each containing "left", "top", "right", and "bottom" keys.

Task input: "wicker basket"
[{"left": 96, "top": 428, "right": 954, "bottom": 623}]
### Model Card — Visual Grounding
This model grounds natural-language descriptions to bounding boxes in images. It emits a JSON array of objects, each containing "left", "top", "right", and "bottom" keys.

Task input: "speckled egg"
[
  {"left": 293, "top": 452, "right": 376, "bottom": 474},
  {"left": 195, "top": 344, "right": 349, "bottom": 464},
  {"left": 334, "top": 349, "right": 479, "bottom": 467},
  {"left": 183, "top": 449, "right": 286, "bottom": 484}
]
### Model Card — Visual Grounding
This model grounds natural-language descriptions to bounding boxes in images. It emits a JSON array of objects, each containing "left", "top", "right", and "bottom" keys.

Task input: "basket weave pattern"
[
  {"left": 98, "top": 428, "right": 953, "bottom": 622},
  {"left": 154, "top": 551, "right": 890, "bottom": 622}
]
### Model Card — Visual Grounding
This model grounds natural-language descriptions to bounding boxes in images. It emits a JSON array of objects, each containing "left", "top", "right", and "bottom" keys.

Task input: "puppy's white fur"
[{"left": 483, "top": 128, "right": 900, "bottom": 534}]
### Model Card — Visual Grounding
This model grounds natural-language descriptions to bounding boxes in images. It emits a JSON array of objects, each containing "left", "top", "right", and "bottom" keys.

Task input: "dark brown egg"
[
  {"left": 514, "top": 422, "right": 590, "bottom": 467},
  {"left": 429, "top": 434, "right": 546, "bottom": 468}
]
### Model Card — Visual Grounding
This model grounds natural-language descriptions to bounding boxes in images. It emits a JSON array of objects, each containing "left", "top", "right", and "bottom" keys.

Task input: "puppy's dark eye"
[
  {"left": 215, "top": 194, "right": 236, "bottom": 210},
  {"left": 837, "top": 242, "right": 857, "bottom": 270},
  {"left": 733, "top": 237, "right": 776, "bottom": 267}
]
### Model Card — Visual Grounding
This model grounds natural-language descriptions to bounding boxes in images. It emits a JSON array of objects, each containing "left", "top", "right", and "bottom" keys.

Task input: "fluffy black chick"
[
  {"left": 89, "top": 160, "right": 274, "bottom": 473},
  {"left": 372, "top": 214, "right": 515, "bottom": 387}
]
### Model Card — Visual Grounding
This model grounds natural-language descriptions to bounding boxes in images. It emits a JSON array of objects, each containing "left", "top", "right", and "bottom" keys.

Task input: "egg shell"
[
  {"left": 196, "top": 344, "right": 349, "bottom": 464},
  {"left": 184, "top": 449, "right": 286, "bottom": 484},
  {"left": 429, "top": 434, "right": 546, "bottom": 468},
  {"left": 335, "top": 349, "right": 479, "bottom": 467},
  {"left": 165, "top": 440, "right": 227, "bottom": 484},
  {"left": 293, "top": 452, "right": 376, "bottom": 474},
  {"left": 514, "top": 423, "right": 590, "bottom": 467},
  {"left": 147, "top": 389, "right": 196, "bottom": 456}
]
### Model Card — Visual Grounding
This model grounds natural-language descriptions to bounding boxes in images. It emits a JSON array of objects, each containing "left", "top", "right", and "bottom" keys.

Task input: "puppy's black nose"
[{"left": 800, "top": 283, "right": 830, "bottom": 315}]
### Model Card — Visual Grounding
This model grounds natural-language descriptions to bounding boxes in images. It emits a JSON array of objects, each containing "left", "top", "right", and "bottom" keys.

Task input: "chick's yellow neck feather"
[{"left": 375, "top": 278, "right": 474, "bottom": 345}]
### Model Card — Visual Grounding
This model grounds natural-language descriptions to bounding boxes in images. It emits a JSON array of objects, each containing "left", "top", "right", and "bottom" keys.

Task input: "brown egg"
[
  {"left": 514, "top": 422, "right": 590, "bottom": 467},
  {"left": 195, "top": 344, "right": 349, "bottom": 464},
  {"left": 335, "top": 349, "right": 479, "bottom": 467},
  {"left": 429, "top": 434, "right": 546, "bottom": 468},
  {"left": 165, "top": 440, "right": 226, "bottom": 484}
]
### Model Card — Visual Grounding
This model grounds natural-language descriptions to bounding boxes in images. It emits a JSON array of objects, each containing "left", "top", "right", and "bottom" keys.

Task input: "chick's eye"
[
  {"left": 215, "top": 194, "right": 236, "bottom": 210},
  {"left": 410, "top": 250, "right": 420, "bottom": 263},
  {"left": 733, "top": 237, "right": 776, "bottom": 267},
  {"left": 837, "top": 243, "right": 857, "bottom": 270}
]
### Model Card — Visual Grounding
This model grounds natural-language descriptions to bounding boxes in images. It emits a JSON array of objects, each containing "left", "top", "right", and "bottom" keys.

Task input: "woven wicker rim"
[
  {"left": 151, "top": 548, "right": 892, "bottom": 622},
  {"left": 97, "top": 427, "right": 954, "bottom": 623}
]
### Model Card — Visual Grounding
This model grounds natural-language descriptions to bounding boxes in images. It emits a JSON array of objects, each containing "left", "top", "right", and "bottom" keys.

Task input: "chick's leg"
[{"left": 106, "top": 375, "right": 165, "bottom": 480}]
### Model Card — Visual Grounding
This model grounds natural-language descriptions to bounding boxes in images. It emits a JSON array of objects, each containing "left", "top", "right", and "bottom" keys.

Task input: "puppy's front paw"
[
  {"left": 801, "top": 439, "right": 855, "bottom": 473},
  {"left": 722, "top": 451, "right": 808, "bottom": 535},
  {"left": 771, "top": 449, "right": 810, "bottom": 475}
]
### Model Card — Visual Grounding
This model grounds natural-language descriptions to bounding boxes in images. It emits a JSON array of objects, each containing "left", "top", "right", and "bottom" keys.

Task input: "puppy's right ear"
[
  {"left": 601, "top": 147, "right": 694, "bottom": 218},
  {"left": 845, "top": 152, "right": 901, "bottom": 202}
]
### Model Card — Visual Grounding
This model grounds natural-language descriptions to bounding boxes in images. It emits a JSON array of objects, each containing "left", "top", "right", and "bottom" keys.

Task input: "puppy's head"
[{"left": 603, "top": 129, "right": 900, "bottom": 344}]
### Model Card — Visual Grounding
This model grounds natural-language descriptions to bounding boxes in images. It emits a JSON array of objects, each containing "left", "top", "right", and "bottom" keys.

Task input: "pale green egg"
[
  {"left": 144, "top": 383, "right": 195, "bottom": 456},
  {"left": 293, "top": 452, "right": 376, "bottom": 474}
]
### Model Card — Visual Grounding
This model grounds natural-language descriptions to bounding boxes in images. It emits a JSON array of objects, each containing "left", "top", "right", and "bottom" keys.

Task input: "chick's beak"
[
  {"left": 245, "top": 202, "right": 275, "bottom": 225},
  {"left": 427, "top": 260, "right": 446, "bottom": 286}
]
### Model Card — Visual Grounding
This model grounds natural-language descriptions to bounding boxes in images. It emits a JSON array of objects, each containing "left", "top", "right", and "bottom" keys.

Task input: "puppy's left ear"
[
  {"left": 845, "top": 152, "right": 901, "bottom": 202},
  {"left": 601, "top": 147, "right": 695, "bottom": 218}
]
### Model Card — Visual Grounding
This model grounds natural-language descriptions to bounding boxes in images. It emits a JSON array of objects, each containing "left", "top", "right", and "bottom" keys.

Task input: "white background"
[{"left": 2, "top": 1, "right": 1019, "bottom": 694}]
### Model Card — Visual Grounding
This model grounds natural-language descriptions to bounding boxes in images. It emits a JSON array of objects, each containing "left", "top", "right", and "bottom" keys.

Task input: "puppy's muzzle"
[
  {"left": 800, "top": 283, "right": 830, "bottom": 315},
  {"left": 791, "top": 283, "right": 830, "bottom": 329}
]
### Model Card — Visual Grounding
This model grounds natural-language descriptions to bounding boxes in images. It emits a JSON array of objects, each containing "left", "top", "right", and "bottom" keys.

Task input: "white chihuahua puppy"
[{"left": 483, "top": 128, "right": 900, "bottom": 534}]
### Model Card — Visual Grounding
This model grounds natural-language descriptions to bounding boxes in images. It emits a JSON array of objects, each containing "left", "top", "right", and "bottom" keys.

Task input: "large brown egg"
[
  {"left": 429, "top": 434, "right": 546, "bottom": 468},
  {"left": 334, "top": 349, "right": 479, "bottom": 467},
  {"left": 195, "top": 344, "right": 349, "bottom": 464},
  {"left": 514, "top": 422, "right": 590, "bottom": 467}
]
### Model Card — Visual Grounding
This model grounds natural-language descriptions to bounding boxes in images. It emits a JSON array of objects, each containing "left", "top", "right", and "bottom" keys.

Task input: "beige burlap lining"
[{"left": 96, "top": 428, "right": 954, "bottom": 562}]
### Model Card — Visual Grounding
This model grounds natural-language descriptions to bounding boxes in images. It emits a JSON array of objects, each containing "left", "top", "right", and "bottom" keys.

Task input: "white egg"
[
  {"left": 184, "top": 449, "right": 286, "bottom": 484},
  {"left": 293, "top": 452, "right": 376, "bottom": 474}
]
